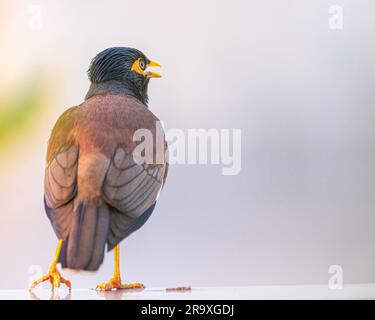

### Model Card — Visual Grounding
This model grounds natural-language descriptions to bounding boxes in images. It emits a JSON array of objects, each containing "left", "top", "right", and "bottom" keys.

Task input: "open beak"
[{"left": 145, "top": 60, "right": 162, "bottom": 78}]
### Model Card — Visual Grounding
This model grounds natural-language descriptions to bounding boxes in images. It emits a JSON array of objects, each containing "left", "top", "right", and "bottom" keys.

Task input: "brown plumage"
[{"left": 44, "top": 93, "right": 168, "bottom": 271}]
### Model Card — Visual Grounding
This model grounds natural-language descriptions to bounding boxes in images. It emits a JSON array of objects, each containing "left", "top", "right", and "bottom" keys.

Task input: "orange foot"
[
  {"left": 29, "top": 264, "right": 71, "bottom": 291},
  {"left": 96, "top": 277, "right": 144, "bottom": 291}
]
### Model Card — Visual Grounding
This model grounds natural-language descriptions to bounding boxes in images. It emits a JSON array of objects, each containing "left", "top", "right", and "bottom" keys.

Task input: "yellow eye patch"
[
  {"left": 131, "top": 58, "right": 161, "bottom": 78},
  {"left": 131, "top": 58, "right": 145, "bottom": 76}
]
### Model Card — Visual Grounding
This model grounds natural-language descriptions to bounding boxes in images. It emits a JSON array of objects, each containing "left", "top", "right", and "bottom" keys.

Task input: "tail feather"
[
  {"left": 58, "top": 201, "right": 110, "bottom": 271},
  {"left": 87, "top": 205, "right": 112, "bottom": 270}
]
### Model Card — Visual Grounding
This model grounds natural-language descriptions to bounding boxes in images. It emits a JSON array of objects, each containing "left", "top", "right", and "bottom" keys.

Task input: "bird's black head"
[{"left": 87, "top": 47, "right": 161, "bottom": 105}]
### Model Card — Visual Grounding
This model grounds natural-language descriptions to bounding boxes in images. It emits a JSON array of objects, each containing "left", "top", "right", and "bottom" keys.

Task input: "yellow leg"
[
  {"left": 29, "top": 240, "right": 71, "bottom": 291},
  {"left": 96, "top": 244, "right": 144, "bottom": 291}
]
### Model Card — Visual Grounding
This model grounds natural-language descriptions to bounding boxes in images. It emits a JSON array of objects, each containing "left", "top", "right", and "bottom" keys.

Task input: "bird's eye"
[{"left": 139, "top": 59, "right": 146, "bottom": 70}]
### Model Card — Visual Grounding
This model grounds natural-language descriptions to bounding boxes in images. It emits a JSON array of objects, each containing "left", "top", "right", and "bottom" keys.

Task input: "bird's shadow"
[
  {"left": 29, "top": 287, "right": 145, "bottom": 300},
  {"left": 29, "top": 290, "right": 72, "bottom": 300},
  {"left": 94, "top": 287, "right": 145, "bottom": 300}
]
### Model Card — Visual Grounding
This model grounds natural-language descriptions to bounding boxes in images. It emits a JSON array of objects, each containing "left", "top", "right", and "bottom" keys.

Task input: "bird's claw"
[
  {"left": 29, "top": 264, "right": 71, "bottom": 291},
  {"left": 95, "top": 277, "right": 144, "bottom": 291}
]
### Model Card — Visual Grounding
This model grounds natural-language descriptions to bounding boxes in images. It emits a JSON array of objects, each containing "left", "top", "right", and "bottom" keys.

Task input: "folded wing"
[
  {"left": 44, "top": 144, "right": 79, "bottom": 238},
  {"left": 102, "top": 146, "right": 166, "bottom": 249}
]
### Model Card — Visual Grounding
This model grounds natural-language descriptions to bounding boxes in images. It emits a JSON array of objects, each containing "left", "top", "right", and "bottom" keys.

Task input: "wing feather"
[
  {"left": 44, "top": 144, "right": 78, "bottom": 208},
  {"left": 103, "top": 147, "right": 166, "bottom": 247},
  {"left": 44, "top": 106, "right": 79, "bottom": 239}
]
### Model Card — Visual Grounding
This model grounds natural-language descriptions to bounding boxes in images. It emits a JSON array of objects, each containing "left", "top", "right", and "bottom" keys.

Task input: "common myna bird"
[{"left": 29, "top": 47, "right": 168, "bottom": 291}]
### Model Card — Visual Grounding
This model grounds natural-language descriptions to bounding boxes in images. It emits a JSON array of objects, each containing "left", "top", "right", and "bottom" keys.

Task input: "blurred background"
[{"left": 0, "top": 0, "right": 374, "bottom": 289}]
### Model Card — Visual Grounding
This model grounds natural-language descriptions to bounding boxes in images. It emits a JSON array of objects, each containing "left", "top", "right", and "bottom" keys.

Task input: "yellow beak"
[
  {"left": 148, "top": 60, "right": 161, "bottom": 68},
  {"left": 146, "top": 60, "right": 162, "bottom": 78}
]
